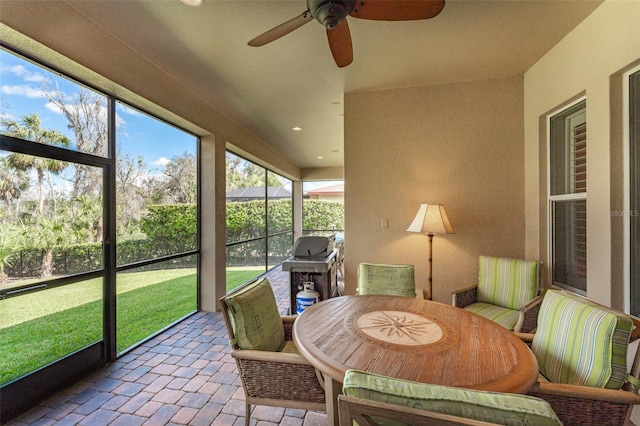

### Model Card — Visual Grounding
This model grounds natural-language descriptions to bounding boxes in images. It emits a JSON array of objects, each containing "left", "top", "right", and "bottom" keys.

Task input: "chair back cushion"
[
  {"left": 222, "top": 277, "right": 285, "bottom": 352},
  {"left": 477, "top": 256, "right": 540, "bottom": 310},
  {"left": 532, "top": 289, "right": 633, "bottom": 389},
  {"left": 342, "top": 369, "right": 562, "bottom": 425},
  {"left": 357, "top": 263, "right": 416, "bottom": 297}
]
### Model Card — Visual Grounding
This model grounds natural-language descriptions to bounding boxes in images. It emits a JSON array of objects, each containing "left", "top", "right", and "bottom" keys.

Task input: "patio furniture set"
[{"left": 220, "top": 256, "right": 640, "bottom": 425}]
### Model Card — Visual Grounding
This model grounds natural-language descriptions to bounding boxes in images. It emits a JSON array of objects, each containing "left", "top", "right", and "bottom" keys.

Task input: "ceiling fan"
[{"left": 248, "top": 0, "right": 445, "bottom": 68}]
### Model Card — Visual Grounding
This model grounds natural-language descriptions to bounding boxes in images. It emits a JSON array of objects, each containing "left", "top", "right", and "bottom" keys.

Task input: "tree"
[
  {"left": 70, "top": 195, "right": 103, "bottom": 243},
  {"left": 226, "top": 152, "right": 285, "bottom": 192},
  {"left": 2, "top": 114, "right": 70, "bottom": 216},
  {"left": 13, "top": 217, "right": 73, "bottom": 277},
  {"left": 115, "top": 153, "right": 148, "bottom": 237},
  {"left": 45, "top": 84, "right": 107, "bottom": 198},
  {"left": 137, "top": 152, "right": 198, "bottom": 206},
  {"left": 163, "top": 152, "right": 197, "bottom": 204},
  {"left": 0, "top": 232, "right": 15, "bottom": 282},
  {"left": 0, "top": 157, "right": 29, "bottom": 223}
]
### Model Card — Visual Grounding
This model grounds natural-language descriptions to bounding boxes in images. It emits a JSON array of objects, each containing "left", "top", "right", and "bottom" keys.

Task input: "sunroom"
[{"left": 1, "top": 0, "right": 639, "bottom": 424}]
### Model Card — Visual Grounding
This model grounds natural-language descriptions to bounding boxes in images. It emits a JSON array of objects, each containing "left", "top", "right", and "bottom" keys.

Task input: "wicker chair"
[
  {"left": 516, "top": 290, "right": 640, "bottom": 425},
  {"left": 356, "top": 262, "right": 416, "bottom": 297},
  {"left": 219, "top": 277, "right": 325, "bottom": 426},
  {"left": 451, "top": 256, "right": 542, "bottom": 332}
]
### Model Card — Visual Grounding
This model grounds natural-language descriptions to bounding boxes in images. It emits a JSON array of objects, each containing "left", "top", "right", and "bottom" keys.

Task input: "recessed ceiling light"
[
  {"left": 180, "top": 0, "right": 203, "bottom": 6},
  {"left": 317, "top": 156, "right": 324, "bottom": 160},
  {"left": 292, "top": 126, "right": 302, "bottom": 131}
]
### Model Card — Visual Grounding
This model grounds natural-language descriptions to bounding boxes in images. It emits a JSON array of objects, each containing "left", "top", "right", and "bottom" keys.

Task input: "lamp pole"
[{"left": 427, "top": 233, "right": 434, "bottom": 300}]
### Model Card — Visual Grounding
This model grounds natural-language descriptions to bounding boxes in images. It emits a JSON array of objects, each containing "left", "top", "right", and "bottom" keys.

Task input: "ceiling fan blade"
[
  {"left": 248, "top": 11, "right": 314, "bottom": 47},
  {"left": 350, "top": 0, "right": 445, "bottom": 21},
  {"left": 327, "top": 20, "right": 353, "bottom": 68}
]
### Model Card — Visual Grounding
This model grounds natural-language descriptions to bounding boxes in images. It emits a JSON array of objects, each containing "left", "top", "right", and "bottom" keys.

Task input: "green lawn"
[
  {"left": 226, "top": 266, "right": 266, "bottom": 292},
  {"left": 0, "top": 268, "right": 263, "bottom": 385}
]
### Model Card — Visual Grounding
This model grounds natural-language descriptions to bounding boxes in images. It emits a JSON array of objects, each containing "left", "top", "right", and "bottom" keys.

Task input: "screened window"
[
  {"left": 549, "top": 100, "right": 587, "bottom": 294},
  {"left": 0, "top": 45, "right": 199, "bottom": 410},
  {"left": 302, "top": 180, "right": 344, "bottom": 237},
  {"left": 629, "top": 70, "right": 640, "bottom": 315},
  {"left": 225, "top": 151, "right": 292, "bottom": 291}
]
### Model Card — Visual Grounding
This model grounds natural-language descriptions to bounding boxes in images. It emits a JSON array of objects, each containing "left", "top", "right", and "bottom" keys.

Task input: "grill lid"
[{"left": 291, "top": 235, "right": 335, "bottom": 258}]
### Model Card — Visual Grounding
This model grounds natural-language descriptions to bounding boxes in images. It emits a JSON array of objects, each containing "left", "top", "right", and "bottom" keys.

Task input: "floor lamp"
[{"left": 407, "top": 204, "right": 455, "bottom": 300}]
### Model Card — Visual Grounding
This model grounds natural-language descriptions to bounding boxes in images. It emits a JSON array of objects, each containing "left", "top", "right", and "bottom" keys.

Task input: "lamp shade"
[{"left": 407, "top": 204, "right": 455, "bottom": 235}]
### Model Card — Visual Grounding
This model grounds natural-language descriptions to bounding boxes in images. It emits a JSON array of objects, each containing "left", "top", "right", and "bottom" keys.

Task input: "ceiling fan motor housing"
[{"left": 308, "top": 0, "right": 356, "bottom": 29}]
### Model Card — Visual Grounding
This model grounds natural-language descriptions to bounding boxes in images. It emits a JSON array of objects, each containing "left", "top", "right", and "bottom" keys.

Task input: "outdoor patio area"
[{"left": 7, "top": 268, "right": 327, "bottom": 426}]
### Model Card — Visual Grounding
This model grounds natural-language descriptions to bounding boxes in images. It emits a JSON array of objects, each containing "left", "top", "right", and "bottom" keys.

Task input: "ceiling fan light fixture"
[{"left": 309, "top": 0, "right": 355, "bottom": 29}]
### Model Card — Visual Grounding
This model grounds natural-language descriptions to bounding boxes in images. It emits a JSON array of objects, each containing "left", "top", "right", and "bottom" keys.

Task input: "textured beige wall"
[
  {"left": 344, "top": 76, "right": 525, "bottom": 302},
  {"left": 524, "top": 0, "right": 640, "bottom": 308}
]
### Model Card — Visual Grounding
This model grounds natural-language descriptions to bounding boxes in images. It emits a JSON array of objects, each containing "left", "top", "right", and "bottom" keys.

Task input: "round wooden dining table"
[{"left": 293, "top": 295, "right": 539, "bottom": 426}]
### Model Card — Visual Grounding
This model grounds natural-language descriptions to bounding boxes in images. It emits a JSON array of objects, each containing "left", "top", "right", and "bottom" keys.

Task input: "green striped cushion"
[
  {"left": 477, "top": 256, "right": 540, "bottom": 310},
  {"left": 463, "top": 302, "right": 520, "bottom": 331},
  {"left": 223, "top": 277, "right": 285, "bottom": 352},
  {"left": 579, "top": 300, "right": 633, "bottom": 389},
  {"left": 534, "top": 290, "right": 633, "bottom": 389},
  {"left": 532, "top": 290, "right": 619, "bottom": 388},
  {"left": 357, "top": 263, "right": 416, "bottom": 297},
  {"left": 342, "top": 369, "right": 562, "bottom": 425}
]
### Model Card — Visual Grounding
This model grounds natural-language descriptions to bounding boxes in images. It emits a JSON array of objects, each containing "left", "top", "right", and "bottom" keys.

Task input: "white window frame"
[
  {"left": 624, "top": 65, "right": 640, "bottom": 313},
  {"left": 547, "top": 97, "right": 587, "bottom": 295}
]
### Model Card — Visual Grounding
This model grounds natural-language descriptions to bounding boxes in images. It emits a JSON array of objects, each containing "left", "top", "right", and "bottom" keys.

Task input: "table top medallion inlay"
[{"left": 346, "top": 308, "right": 459, "bottom": 352}]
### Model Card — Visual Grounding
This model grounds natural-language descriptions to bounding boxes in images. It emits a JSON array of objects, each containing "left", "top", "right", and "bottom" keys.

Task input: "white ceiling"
[{"left": 11, "top": 0, "right": 603, "bottom": 169}]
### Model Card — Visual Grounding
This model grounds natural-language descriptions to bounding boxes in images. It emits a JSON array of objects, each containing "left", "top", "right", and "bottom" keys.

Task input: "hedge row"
[{"left": 6, "top": 199, "right": 344, "bottom": 278}]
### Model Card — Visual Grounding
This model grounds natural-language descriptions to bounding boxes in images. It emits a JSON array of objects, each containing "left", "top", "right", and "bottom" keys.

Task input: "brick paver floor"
[{"left": 7, "top": 268, "right": 328, "bottom": 426}]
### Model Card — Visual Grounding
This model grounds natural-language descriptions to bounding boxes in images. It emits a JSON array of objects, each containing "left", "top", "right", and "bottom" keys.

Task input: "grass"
[
  {"left": 117, "top": 273, "right": 197, "bottom": 353},
  {"left": 0, "top": 267, "right": 259, "bottom": 385},
  {"left": 0, "top": 298, "right": 103, "bottom": 385},
  {"left": 226, "top": 266, "right": 266, "bottom": 292}
]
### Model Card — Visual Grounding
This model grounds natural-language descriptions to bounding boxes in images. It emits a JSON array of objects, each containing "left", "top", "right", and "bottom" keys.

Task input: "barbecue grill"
[{"left": 281, "top": 235, "right": 339, "bottom": 314}]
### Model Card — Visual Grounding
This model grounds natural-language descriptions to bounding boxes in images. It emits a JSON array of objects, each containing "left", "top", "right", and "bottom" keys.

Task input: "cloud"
[
  {"left": 1, "top": 84, "right": 47, "bottom": 99},
  {"left": 1, "top": 64, "right": 46, "bottom": 83},
  {"left": 44, "top": 101, "right": 63, "bottom": 114},
  {"left": 0, "top": 111, "right": 15, "bottom": 122},
  {"left": 115, "top": 111, "right": 127, "bottom": 128},
  {"left": 153, "top": 157, "right": 171, "bottom": 167},
  {"left": 118, "top": 104, "right": 143, "bottom": 117},
  {"left": 44, "top": 99, "right": 110, "bottom": 123}
]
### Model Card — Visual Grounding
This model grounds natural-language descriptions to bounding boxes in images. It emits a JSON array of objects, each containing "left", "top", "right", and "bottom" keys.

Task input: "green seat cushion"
[
  {"left": 532, "top": 290, "right": 633, "bottom": 389},
  {"left": 477, "top": 256, "right": 540, "bottom": 310},
  {"left": 357, "top": 263, "right": 416, "bottom": 297},
  {"left": 223, "top": 277, "right": 285, "bottom": 352},
  {"left": 463, "top": 302, "right": 520, "bottom": 331},
  {"left": 342, "top": 370, "right": 562, "bottom": 426}
]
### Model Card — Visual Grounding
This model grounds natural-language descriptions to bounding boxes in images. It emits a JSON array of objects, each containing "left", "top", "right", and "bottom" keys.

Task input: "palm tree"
[
  {"left": 2, "top": 114, "right": 70, "bottom": 216},
  {"left": 0, "top": 233, "right": 15, "bottom": 282},
  {"left": 0, "top": 157, "right": 29, "bottom": 222},
  {"left": 13, "top": 217, "right": 72, "bottom": 277},
  {"left": 71, "top": 195, "right": 103, "bottom": 243}
]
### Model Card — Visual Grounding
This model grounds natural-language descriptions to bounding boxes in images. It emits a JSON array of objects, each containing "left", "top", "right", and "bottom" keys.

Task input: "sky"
[
  {"left": 0, "top": 47, "right": 196, "bottom": 171},
  {"left": 0, "top": 47, "right": 341, "bottom": 192}
]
